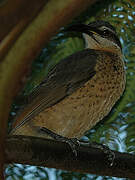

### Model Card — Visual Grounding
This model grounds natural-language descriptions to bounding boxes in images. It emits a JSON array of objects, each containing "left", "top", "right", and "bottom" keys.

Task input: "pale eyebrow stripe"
[{"left": 99, "top": 26, "right": 115, "bottom": 34}]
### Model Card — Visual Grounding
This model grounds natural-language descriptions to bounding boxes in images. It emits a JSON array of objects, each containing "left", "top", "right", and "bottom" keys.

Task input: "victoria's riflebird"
[{"left": 10, "top": 21, "right": 126, "bottom": 140}]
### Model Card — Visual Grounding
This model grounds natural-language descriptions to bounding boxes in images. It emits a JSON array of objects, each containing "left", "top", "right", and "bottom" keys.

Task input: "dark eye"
[{"left": 102, "top": 29, "right": 110, "bottom": 35}]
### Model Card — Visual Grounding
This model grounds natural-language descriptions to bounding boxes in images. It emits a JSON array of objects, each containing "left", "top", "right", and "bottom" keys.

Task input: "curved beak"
[
  {"left": 66, "top": 24, "right": 96, "bottom": 36},
  {"left": 66, "top": 24, "right": 99, "bottom": 44}
]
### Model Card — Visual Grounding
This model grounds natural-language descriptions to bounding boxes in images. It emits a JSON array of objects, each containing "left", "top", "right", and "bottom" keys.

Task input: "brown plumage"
[{"left": 10, "top": 21, "right": 126, "bottom": 139}]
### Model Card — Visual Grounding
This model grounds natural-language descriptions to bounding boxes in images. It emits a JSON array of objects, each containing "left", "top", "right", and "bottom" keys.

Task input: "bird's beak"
[
  {"left": 66, "top": 24, "right": 99, "bottom": 44},
  {"left": 66, "top": 24, "right": 96, "bottom": 36}
]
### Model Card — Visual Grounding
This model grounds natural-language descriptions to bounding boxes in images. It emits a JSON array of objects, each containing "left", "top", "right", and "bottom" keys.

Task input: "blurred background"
[{"left": 6, "top": 0, "right": 135, "bottom": 179}]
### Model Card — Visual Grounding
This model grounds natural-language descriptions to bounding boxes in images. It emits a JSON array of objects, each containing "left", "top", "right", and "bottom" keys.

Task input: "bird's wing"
[{"left": 12, "top": 49, "right": 99, "bottom": 131}]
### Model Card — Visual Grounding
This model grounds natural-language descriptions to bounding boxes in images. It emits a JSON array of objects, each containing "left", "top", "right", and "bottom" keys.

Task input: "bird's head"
[{"left": 67, "top": 21, "right": 122, "bottom": 54}]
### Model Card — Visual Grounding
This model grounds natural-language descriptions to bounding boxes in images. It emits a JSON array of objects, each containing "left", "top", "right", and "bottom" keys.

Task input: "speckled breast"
[{"left": 14, "top": 52, "right": 126, "bottom": 139}]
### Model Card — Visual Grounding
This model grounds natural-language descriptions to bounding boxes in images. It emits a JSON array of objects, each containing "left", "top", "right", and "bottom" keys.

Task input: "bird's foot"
[
  {"left": 39, "top": 127, "right": 80, "bottom": 156},
  {"left": 79, "top": 140, "right": 115, "bottom": 167},
  {"left": 91, "top": 142, "right": 115, "bottom": 167}
]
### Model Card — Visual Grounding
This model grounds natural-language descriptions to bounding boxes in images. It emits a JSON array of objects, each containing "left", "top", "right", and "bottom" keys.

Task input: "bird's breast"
[{"left": 13, "top": 53, "right": 126, "bottom": 139}]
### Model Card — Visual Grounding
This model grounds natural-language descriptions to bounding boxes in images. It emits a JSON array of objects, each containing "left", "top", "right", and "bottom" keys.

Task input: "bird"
[{"left": 10, "top": 20, "right": 126, "bottom": 141}]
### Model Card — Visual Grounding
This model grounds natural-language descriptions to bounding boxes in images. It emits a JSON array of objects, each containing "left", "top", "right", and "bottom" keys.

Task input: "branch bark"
[
  {"left": 6, "top": 135, "right": 135, "bottom": 179},
  {"left": 0, "top": 0, "right": 48, "bottom": 40},
  {"left": 0, "top": 0, "right": 48, "bottom": 61}
]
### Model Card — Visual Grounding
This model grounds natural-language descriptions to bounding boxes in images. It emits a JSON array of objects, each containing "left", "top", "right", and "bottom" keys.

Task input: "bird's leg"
[
  {"left": 34, "top": 126, "right": 115, "bottom": 165},
  {"left": 36, "top": 127, "right": 80, "bottom": 156}
]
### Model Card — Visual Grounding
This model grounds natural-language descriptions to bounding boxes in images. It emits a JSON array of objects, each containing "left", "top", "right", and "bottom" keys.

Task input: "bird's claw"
[
  {"left": 73, "top": 140, "right": 115, "bottom": 166},
  {"left": 89, "top": 142, "right": 115, "bottom": 167},
  {"left": 35, "top": 126, "right": 115, "bottom": 164},
  {"left": 39, "top": 127, "right": 80, "bottom": 156}
]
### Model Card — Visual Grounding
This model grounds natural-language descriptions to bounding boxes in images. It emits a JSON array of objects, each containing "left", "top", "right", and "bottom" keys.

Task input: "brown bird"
[{"left": 10, "top": 21, "right": 126, "bottom": 141}]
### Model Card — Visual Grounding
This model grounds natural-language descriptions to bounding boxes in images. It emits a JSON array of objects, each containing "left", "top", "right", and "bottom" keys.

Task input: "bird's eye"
[{"left": 102, "top": 29, "right": 110, "bottom": 35}]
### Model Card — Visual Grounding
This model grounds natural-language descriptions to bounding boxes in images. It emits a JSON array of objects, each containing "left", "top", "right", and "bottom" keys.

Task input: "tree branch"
[
  {"left": 0, "top": 0, "right": 48, "bottom": 60},
  {"left": 6, "top": 135, "right": 135, "bottom": 179}
]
